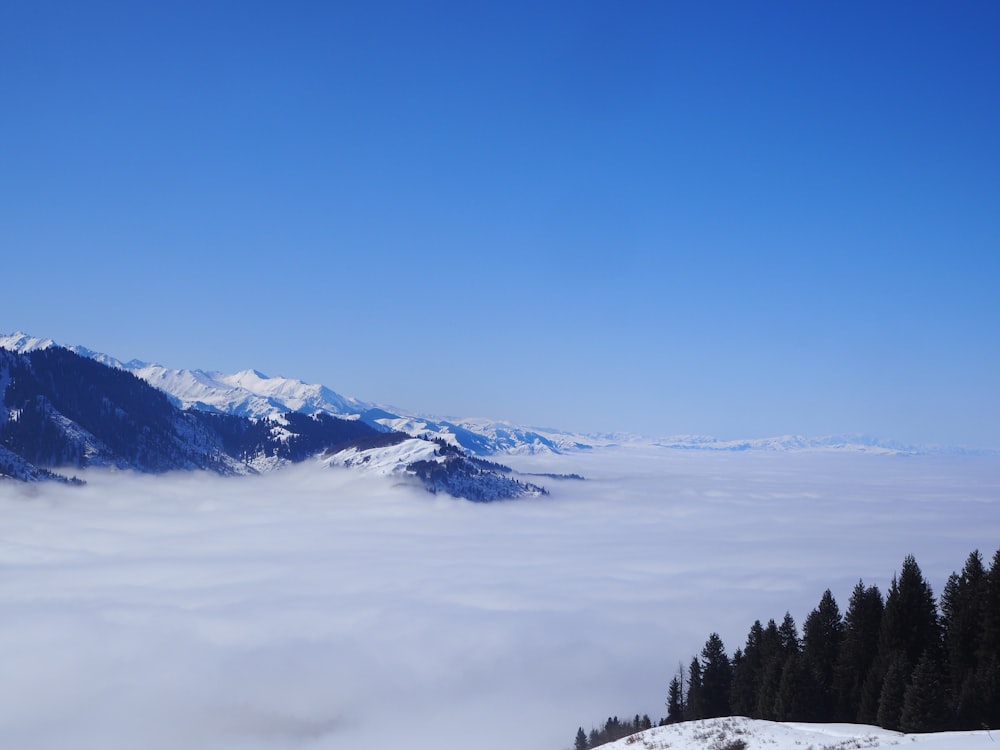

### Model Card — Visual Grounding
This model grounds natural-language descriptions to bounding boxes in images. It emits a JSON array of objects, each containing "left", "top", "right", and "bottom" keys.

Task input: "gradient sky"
[{"left": 3, "top": 1, "right": 998, "bottom": 447}]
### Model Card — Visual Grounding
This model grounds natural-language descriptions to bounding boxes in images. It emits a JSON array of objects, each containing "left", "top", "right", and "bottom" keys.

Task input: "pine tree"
[
  {"left": 778, "top": 611, "right": 801, "bottom": 656},
  {"left": 803, "top": 589, "right": 843, "bottom": 721},
  {"left": 835, "top": 581, "right": 883, "bottom": 722},
  {"left": 774, "top": 652, "right": 821, "bottom": 721},
  {"left": 700, "top": 632, "right": 733, "bottom": 718},
  {"left": 900, "top": 653, "right": 950, "bottom": 732},
  {"left": 857, "top": 663, "right": 885, "bottom": 726},
  {"left": 756, "top": 618, "right": 783, "bottom": 719},
  {"left": 731, "top": 621, "right": 765, "bottom": 717},
  {"left": 979, "top": 548, "right": 1000, "bottom": 728},
  {"left": 575, "top": 727, "right": 588, "bottom": 750},
  {"left": 875, "top": 555, "right": 941, "bottom": 728},
  {"left": 880, "top": 556, "right": 941, "bottom": 668},
  {"left": 686, "top": 656, "right": 704, "bottom": 720},
  {"left": 941, "top": 549, "right": 988, "bottom": 728},
  {"left": 979, "top": 652, "right": 1000, "bottom": 729},
  {"left": 666, "top": 674, "right": 685, "bottom": 723},
  {"left": 876, "top": 654, "right": 909, "bottom": 730},
  {"left": 603, "top": 716, "right": 628, "bottom": 743}
]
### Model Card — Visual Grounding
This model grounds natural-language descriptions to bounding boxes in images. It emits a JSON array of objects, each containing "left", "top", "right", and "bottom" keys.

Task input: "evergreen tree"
[
  {"left": 873, "top": 555, "right": 941, "bottom": 728},
  {"left": 941, "top": 550, "right": 988, "bottom": 728},
  {"left": 774, "top": 652, "right": 821, "bottom": 721},
  {"left": 803, "top": 589, "right": 843, "bottom": 721},
  {"left": 699, "top": 632, "right": 733, "bottom": 718},
  {"left": 604, "top": 716, "right": 622, "bottom": 743},
  {"left": 880, "top": 556, "right": 941, "bottom": 668},
  {"left": 686, "top": 656, "right": 704, "bottom": 720},
  {"left": 979, "top": 548, "right": 1000, "bottom": 728},
  {"left": 900, "top": 653, "right": 950, "bottom": 732},
  {"left": 575, "top": 727, "right": 588, "bottom": 750},
  {"left": 778, "top": 611, "right": 800, "bottom": 656},
  {"left": 730, "top": 647, "right": 745, "bottom": 714},
  {"left": 666, "top": 674, "right": 685, "bottom": 723},
  {"left": 756, "top": 618, "right": 783, "bottom": 719},
  {"left": 857, "top": 663, "right": 885, "bottom": 727},
  {"left": 876, "top": 653, "right": 910, "bottom": 730},
  {"left": 979, "top": 652, "right": 1000, "bottom": 729},
  {"left": 835, "top": 581, "right": 884, "bottom": 722},
  {"left": 731, "top": 621, "right": 765, "bottom": 717}
]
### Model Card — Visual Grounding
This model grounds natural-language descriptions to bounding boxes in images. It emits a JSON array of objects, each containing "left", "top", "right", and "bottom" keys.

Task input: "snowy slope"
[
  {"left": 598, "top": 717, "right": 994, "bottom": 750},
  {"left": 127, "top": 362, "right": 368, "bottom": 418},
  {"left": 321, "top": 435, "right": 548, "bottom": 500},
  {"left": 0, "top": 444, "right": 67, "bottom": 482},
  {"left": 322, "top": 436, "right": 440, "bottom": 476}
]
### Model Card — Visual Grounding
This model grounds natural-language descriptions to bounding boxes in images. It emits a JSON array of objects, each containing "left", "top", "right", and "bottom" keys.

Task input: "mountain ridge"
[
  {"left": 0, "top": 344, "right": 544, "bottom": 500},
  {"left": 0, "top": 331, "right": 591, "bottom": 456}
]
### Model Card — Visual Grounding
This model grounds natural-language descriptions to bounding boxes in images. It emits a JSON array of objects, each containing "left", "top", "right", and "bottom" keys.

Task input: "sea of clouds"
[{"left": 1, "top": 447, "right": 998, "bottom": 750}]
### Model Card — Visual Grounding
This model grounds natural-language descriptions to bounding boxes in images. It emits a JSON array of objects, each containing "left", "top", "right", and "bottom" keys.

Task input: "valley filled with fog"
[{"left": 1, "top": 447, "right": 998, "bottom": 750}]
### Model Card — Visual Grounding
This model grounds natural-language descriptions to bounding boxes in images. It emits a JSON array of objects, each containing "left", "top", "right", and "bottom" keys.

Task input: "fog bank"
[{"left": 1, "top": 448, "right": 997, "bottom": 750}]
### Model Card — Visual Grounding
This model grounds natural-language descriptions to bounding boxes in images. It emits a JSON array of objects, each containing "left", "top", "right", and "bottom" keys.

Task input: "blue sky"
[{"left": 3, "top": 1, "right": 998, "bottom": 447}]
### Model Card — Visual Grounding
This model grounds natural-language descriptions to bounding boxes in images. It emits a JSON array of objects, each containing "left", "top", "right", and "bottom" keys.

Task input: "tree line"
[{"left": 573, "top": 547, "right": 1000, "bottom": 748}]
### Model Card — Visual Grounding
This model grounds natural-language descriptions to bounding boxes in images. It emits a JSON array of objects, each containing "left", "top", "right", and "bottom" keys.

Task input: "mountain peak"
[
  {"left": 0, "top": 331, "right": 57, "bottom": 352},
  {"left": 231, "top": 368, "right": 271, "bottom": 383}
]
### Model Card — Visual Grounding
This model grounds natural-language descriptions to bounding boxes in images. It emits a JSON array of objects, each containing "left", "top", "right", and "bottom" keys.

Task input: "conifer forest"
[{"left": 574, "top": 548, "right": 1000, "bottom": 748}]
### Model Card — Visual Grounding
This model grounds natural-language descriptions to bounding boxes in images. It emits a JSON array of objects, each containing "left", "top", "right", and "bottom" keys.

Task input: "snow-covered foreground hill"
[
  {"left": 602, "top": 716, "right": 994, "bottom": 749},
  {"left": 1, "top": 449, "right": 998, "bottom": 750}
]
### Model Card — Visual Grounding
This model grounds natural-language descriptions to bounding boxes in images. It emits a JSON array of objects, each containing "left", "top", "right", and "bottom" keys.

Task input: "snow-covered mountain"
[
  {"left": 0, "top": 332, "right": 591, "bottom": 456},
  {"left": 0, "top": 344, "right": 543, "bottom": 499},
  {"left": 0, "top": 332, "right": 367, "bottom": 419},
  {"left": 597, "top": 716, "right": 994, "bottom": 750},
  {"left": 321, "top": 434, "right": 546, "bottom": 501}
]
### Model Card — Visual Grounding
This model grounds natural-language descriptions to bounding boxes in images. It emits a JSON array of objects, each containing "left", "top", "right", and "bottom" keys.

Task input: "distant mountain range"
[{"left": 1, "top": 332, "right": 985, "bottom": 492}]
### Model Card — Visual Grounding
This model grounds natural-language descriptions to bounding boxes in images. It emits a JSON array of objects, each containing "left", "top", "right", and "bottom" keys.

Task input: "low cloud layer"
[{"left": 2, "top": 449, "right": 998, "bottom": 750}]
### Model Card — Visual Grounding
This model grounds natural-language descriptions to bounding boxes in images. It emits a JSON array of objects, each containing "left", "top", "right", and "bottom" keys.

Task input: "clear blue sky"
[{"left": 3, "top": 1, "right": 998, "bottom": 447}]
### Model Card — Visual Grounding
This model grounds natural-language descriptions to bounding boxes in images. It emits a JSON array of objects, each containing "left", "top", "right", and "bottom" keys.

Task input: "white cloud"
[{"left": 1, "top": 449, "right": 998, "bottom": 750}]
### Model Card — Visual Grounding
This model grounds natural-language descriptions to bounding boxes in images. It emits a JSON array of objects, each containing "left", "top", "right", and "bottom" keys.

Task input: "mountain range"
[
  {"left": 0, "top": 337, "right": 546, "bottom": 500},
  {"left": 1, "top": 331, "right": 975, "bottom": 493},
  {"left": 0, "top": 332, "right": 587, "bottom": 457}
]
